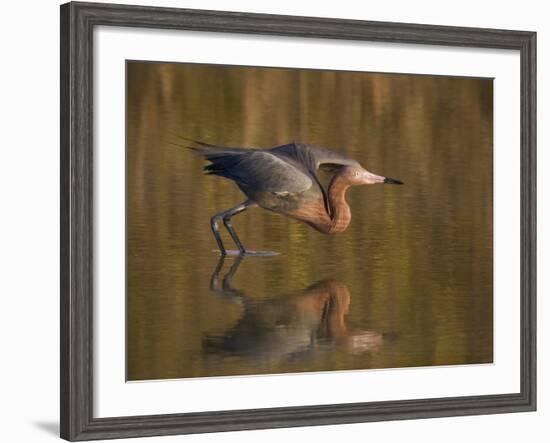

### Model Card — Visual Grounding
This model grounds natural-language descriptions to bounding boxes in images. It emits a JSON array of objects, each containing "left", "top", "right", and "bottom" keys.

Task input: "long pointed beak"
[{"left": 383, "top": 177, "right": 403, "bottom": 185}]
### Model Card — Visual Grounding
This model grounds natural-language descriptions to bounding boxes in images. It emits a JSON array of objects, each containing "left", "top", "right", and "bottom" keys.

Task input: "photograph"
[{"left": 126, "top": 61, "right": 494, "bottom": 381}]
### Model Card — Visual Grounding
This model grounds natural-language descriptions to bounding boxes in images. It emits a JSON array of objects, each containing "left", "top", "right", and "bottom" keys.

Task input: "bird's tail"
[
  {"left": 169, "top": 134, "right": 249, "bottom": 157},
  {"left": 169, "top": 135, "right": 251, "bottom": 175}
]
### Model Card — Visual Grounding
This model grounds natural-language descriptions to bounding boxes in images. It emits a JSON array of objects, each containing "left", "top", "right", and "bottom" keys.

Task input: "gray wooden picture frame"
[{"left": 60, "top": 1, "right": 537, "bottom": 441}]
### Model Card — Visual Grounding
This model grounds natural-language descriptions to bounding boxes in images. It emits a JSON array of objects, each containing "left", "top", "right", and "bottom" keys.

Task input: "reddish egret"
[{"left": 187, "top": 139, "right": 402, "bottom": 255}]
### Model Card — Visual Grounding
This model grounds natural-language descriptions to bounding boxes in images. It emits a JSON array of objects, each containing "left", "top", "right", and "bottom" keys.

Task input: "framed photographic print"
[{"left": 60, "top": 1, "right": 536, "bottom": 440}]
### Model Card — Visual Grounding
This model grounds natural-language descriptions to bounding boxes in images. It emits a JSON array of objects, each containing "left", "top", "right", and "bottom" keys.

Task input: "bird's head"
[{"left": 340, "top": 165, "right": 403, "bottom": 186}]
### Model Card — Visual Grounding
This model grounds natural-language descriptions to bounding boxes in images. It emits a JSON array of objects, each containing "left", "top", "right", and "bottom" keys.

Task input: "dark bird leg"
[
  {"left": 211, "top": 200, "right": 256, "bottom": 255},
  {"left": 210, "top": 214, "right": 227, "bottom": 255},
  {"left": 222, "top": 201, "right": 256, "bottom": 254}
]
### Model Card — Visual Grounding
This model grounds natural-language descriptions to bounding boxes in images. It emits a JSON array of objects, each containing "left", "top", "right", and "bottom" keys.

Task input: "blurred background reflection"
[{"left": 203, "top": 256, "right": 384, "bottom": 367}]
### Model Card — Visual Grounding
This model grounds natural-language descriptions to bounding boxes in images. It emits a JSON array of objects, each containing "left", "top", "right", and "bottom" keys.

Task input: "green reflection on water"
[{"left": 126, "top": 61, "right": 493, "bottom": 381}]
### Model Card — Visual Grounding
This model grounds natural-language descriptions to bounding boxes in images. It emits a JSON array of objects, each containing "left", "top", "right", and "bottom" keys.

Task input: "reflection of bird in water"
[
  {"left": 203, "top": 256, "right": 384, "bottom": 365},
  {"left": 181, "top": 138, "right": 402, "bottom": 255}
]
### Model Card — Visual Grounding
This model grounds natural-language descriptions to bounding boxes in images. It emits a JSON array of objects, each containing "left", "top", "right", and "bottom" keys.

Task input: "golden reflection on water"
[{"left": 126, "top": 61, "right": 493, "bottom": 381}]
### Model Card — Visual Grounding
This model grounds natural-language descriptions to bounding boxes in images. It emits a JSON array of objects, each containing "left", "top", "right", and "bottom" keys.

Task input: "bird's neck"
[
  {"left": 324, "top": 174, "right": 352, "bottom": 234},
  {"left": 286, "top": 173, "right": 352, "bottom": 234}
]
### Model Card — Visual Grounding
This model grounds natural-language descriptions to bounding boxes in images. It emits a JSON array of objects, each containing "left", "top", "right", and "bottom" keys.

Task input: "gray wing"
[
  {"left": 201, "top": 149, "right": 312, "bottom": 193},
  {"left": 270, "top": 143, "right": 360, "bottom": 214},
  {"left": 269, "top": 143, "right": 360, "bottom": 173}
]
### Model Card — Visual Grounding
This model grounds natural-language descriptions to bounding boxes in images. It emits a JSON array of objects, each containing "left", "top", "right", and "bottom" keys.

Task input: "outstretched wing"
[
  {"left": 270, "top": 143, "right": 360, "bottom": 214},
  {"left": 270, "top": 143, "right": 360, "bottom": 173},
  {"left": 186, "top": 140, "right": 357, "bottom": 207},
  {"left": 194, "top": 144, "right": 313, "bottom": 193}
]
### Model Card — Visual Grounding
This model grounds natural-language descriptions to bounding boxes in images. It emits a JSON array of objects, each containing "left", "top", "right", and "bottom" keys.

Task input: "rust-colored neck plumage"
[
  {"left": 323, "top": 174, "right": 352, "bottom": 234},
  {"left": 286, "top": 172, "right": 353, "bottom": 234}
]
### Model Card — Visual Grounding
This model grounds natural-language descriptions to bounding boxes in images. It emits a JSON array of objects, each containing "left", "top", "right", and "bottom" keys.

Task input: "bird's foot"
[{"left": 212, "top": 250, "right": 279, "bottom": 257}]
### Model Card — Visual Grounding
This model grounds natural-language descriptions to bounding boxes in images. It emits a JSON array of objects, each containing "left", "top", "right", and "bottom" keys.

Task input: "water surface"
[{"left": 126, "top": 62, "right": 493, "bottom": 381}]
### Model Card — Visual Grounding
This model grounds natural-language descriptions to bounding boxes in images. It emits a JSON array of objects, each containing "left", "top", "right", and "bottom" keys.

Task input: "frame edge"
[
  {"left": 519, "top": 30, "right": 537, "bottom": 413},
  {"left": 61, "top": 1, "right": 96, "bottom": 440},
  {"left": 60, "top": 2, "right": 73, "bottom": 440}
]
